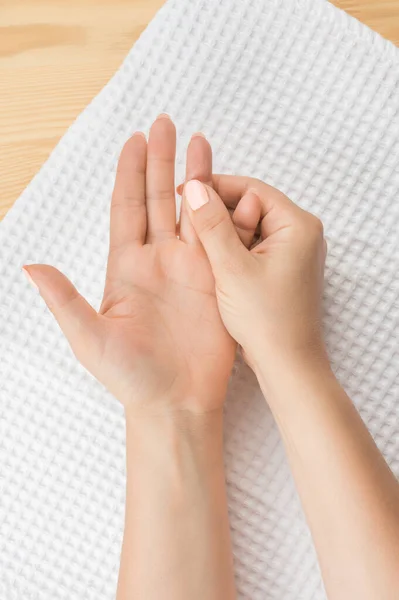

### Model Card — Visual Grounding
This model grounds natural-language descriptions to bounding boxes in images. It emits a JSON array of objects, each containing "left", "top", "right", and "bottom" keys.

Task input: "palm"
[{"left": 98, "top": 238, "right": 233, "bottom": 411}]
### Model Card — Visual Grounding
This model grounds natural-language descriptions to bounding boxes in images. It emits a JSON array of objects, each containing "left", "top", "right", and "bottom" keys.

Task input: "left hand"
[{"left": 23, "top": 116, "right": 259, "bottom": 416}]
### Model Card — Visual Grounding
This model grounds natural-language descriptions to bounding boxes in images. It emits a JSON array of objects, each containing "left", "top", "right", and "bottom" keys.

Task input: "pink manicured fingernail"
[
  {"left": 192, "top": 132, "right": 206, "bottom": 139},
  {"left": 185, "top": 180, "right": 209, "bottom": 211},
  {"left": 157, "top": 113, "right": 171, "bottom": 120},
  {"left": 22, "top": 267, "right": 39, "bottom": 291}
]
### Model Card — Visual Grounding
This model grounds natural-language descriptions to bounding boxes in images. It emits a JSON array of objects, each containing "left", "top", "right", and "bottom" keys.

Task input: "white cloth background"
[{"left": 0, "top": 0, "right": 398, "bottom": 598}]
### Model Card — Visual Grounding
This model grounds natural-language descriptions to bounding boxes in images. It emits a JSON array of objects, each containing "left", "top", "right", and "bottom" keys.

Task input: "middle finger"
[{"left": 146, "top": 115, "right": 177, "bottom": 243}]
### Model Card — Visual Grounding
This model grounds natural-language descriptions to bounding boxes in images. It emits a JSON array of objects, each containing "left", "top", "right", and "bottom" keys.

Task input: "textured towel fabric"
[{"left": 1, "top": 0, "right": 398, "bottom": 598}]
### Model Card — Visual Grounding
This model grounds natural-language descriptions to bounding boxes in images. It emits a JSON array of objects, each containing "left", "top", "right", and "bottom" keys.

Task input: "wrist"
[
  {"left": 118, "top": 383, "right": 228, "bottom": 417},
  {"left": 125, "top": 407, "right": 226, "bottom": 512},
  {"left": 125, "top": 405, "right": 225, "bottom": 458},
  {"left": 253, "top": 349, "right": 335, "bottom": 411}
]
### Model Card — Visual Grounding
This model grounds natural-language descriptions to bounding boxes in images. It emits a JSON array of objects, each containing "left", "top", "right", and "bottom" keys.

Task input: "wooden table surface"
[{"left": 1, "top": 0, "right": 398, "bottom": 220}]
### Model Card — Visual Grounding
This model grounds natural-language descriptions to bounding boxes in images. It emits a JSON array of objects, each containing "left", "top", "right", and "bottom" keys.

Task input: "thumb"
[
  {"left": 23, "top": 264, "right": 102, "bottom": 369},
  {"left": 184, "top": 180, "right": 247, "bottom": 276}
]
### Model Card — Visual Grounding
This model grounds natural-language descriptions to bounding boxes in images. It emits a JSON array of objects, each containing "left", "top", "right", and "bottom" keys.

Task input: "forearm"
[
  {"left": 116, "top": 407, "right": 236, "bottom": 600},
  {"left": 256, "top": 354, "right": 399, "bottom": 600}
]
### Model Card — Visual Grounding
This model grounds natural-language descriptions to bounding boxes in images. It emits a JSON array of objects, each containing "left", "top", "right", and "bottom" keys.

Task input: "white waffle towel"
[{"left": 1, "top": 1, "right": 398, "bottom": 598}]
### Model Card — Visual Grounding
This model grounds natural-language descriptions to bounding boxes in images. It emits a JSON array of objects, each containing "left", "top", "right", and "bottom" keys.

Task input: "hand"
[
  {"left": 182, "top": 174, "right": 399, "bottom": 600},
  {"left": 23, "top": 117, "right": 258, "bottom": 415},
  {"left": 183, "top": 175, "right": 328, "bottom": 376}
]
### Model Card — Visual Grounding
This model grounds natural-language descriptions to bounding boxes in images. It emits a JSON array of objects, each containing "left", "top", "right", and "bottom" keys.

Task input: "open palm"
[{"left": 25, "top": 117, "right": 255, "bottom": 414}]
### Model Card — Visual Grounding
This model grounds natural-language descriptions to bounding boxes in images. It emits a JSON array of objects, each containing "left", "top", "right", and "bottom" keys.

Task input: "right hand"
[{"left": 183, "top": 176, "right": 329, "bottom": 375}]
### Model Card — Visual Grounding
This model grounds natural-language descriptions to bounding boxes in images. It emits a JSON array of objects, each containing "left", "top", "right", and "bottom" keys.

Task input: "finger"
[
  {"left": 109, "top": 133, "right": 147, "bottom": 253},
  {"left": 179, "top": 182, "right": 263, "bottom": 239},
  {"left": 211, "top": 174, "right": 291, "bottom": 213},
  {"left": 232, "top": 190, "right": 262, "bottom": 248},
  {"left": 212, "top": 174, "right": 307, "bottom": 244},
  {"left": 180, "top": 133, "right": 213, "bottom": 244},
  {"left": 179, "top": 175, "right": 287, "bottom": 209},
  {"left": 23, "top": 265, "right": 102, "bottom": 372},
  {"left": 146, "top": 115, "right": 177, "bottom": 242},
  {"left": 184, "top": 180, "right": 248, "bottom": 279}
]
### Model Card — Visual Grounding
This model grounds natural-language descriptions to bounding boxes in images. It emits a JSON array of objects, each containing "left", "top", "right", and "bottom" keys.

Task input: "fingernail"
[
  {"left": 22, "top": 267, "right": 39, "bottom": 291},
  {"left": 185, "top": 180, "right": 209, "bottom": 211},
  {"left": 133, "top": 131, "right": 146, "bottom": 139},
  {"left": 191, "top": 132, "right": 206, "bottom": 139},
  {"left": 157, "top": 113, "right": 171, "bottom": 120}
]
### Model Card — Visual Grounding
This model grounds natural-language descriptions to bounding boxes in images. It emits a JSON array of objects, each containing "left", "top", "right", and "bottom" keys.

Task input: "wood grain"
[{"left": 1, "top": 0, "right": 398, "bottom": 220}]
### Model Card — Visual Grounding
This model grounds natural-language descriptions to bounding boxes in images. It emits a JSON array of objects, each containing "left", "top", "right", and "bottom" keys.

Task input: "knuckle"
[
  {"left": 310, "top": 215, "right": 324, "bottom": 236},
  {"left": 199, "top": 211, "right": 226, "bottom": 236},
  {"left": 123, "top": 195, "right": 143, "bottom": 208},
  {"left": 58, "top": 289, "right": 81, "bottom": 311},
  {"left": 147, "top": 188, "right": 174, "bottom": 202},
  {"left": 147, "top": 227, "right": 174, "bottom": 242},
  {"left": 295, "top": 211, "right": 324, "bottom": 241},
  {"left": 111, "top": 194, "right": 143, "bottom": 210},
  {"left": 246, "top": 177, "right": 270, "bottom": 198},
  {"left": 246, "top": 177, "right": 264, "bottom": 190},
  {"left": 246, "top": 178, "right": 291, "bottom": 213}
]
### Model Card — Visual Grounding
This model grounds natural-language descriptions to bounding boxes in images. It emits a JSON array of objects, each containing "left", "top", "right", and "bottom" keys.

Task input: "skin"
[
  {"left": 183, "top": 176, "right": 399, "bottom": 600},
  {"left": 23, "top": 116, "right": 399, "bottom": 599},
  {"left": 23, "top": 116, "right": 259, "bottom": 600}
]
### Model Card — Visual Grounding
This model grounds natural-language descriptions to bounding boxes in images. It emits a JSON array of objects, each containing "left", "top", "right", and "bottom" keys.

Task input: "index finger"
[
  {"left": 212, "top": 174, "right": 308, "bottom": 243},
  {"left": 211, "top": 174, "right": 291, "bottom": 214}
]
